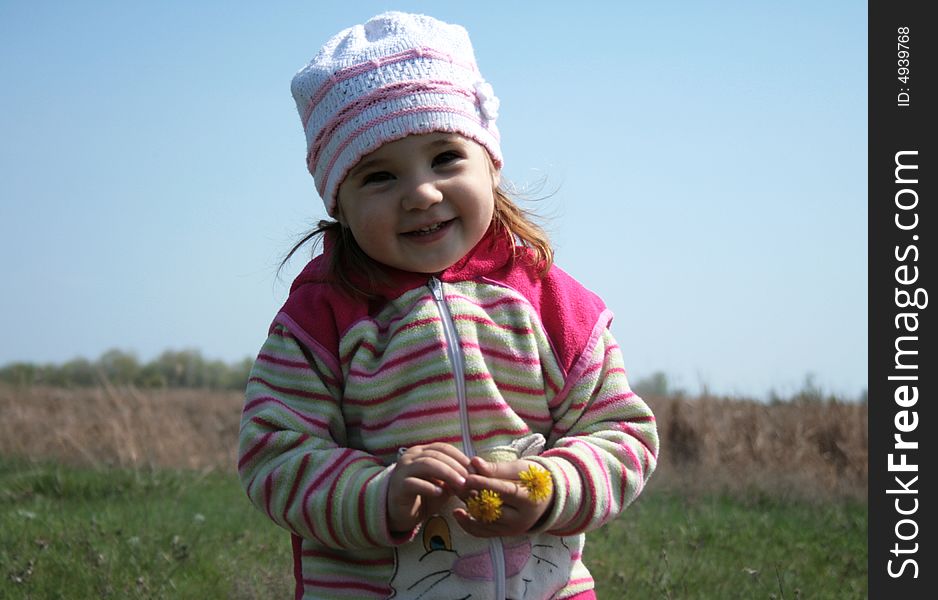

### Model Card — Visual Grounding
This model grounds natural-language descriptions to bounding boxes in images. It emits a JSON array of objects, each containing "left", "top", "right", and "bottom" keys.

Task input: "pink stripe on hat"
[
  {"left": 291, "top": 12, "right": 502, "bottom": 216},
  {"left": 314, "top": 104, "right": 497, "bottom": 200},
  {"left": 300, "top": 46, "right": 479, "bottom": 129},
  {"left": 307, "top": 80, "right": 476, "bottom": 171}
]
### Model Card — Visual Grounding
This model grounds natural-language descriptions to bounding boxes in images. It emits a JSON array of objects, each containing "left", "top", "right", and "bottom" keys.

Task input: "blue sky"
[{"left": 0, "top": 1, "right": 867, "bottom": 400}]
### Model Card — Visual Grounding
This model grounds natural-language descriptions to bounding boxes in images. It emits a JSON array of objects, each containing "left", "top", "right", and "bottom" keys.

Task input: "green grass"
[
  {"left": 1, "top": 459, "right": 866, "bottom": 599},
  {"left": 587, "top": 490, "right": 867, "bottom": 599},
  {"left": 0, "top": 460, "right": 292, "bottom": 599}
]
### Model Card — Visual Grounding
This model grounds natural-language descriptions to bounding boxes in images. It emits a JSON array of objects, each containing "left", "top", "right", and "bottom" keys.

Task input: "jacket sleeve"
[
  {"left": 237, "top": 321, "right": 408, "bottom": 549},
  {"left": 527, "top": 321, "right": 658, "bottom": 536}
]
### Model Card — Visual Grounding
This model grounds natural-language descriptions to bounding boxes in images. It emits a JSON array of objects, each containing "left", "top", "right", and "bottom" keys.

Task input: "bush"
[{"left": 0, "top": 349, "right": 251, "bottom": 391}]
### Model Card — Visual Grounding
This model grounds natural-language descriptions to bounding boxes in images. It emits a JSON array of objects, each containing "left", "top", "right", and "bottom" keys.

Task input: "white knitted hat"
[{"left": 291, "top": 12, "right": 503, "bottom": 216}]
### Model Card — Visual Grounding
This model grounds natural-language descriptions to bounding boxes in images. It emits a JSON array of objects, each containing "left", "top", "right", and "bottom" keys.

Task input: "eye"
[
  {"left": 432, "top": 151, "right": 461, "bottom": 167},
  {"left": 422, "top": 516, "right": 453, "bottom": 553},
  {"left": 362, "top": 171, "right": 394, "bottom": 185}
]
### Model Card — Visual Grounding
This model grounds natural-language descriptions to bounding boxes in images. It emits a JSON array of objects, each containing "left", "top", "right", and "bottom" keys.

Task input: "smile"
[{"left": 404, "top": 219, "right": 455, "bottom": 237}]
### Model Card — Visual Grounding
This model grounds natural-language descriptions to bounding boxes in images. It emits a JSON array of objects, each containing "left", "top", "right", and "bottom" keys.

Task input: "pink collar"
[{"left": 290, "top": 225, "right": 518, "bottom": 301}]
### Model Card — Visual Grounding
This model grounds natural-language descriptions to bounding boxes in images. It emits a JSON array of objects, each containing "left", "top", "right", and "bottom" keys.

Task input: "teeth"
[{"left": 415, "top": 222, "right": 443, "bottom": 234}]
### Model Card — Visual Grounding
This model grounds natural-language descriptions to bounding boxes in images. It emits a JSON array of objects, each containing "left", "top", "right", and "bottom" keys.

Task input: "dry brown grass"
[
  {"left": 0, "top": 383, "right": 241, "bottom": 471},
  {"left": 0, "top": 385, "right": 867, "bottom": 501},
  {"left": 645, "top": 395, "right": 867, "bottom": 501}
]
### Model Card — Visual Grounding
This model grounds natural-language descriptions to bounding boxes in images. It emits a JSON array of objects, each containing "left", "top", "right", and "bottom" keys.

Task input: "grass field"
[
  {"left": 0, "top": 384, "right": 868, "bottom": 598},
  {"left": 1, "top": 460, "right": 866, "bottom": 599}
]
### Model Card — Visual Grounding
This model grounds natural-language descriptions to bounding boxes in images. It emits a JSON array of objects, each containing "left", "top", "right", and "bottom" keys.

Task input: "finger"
[
  {"left": 413, "top": 449, "right": 472, "bottom": 477},
  {"left": 416, "top": 443, "right": 472, "bottom": 467},
  {"left": 462, "top": 474, "right": 526, "bottom": 500},
  {"left": 400, "top": 447, "right": 471, "bottom": 484},
  {"left": 399, "top": 458, "right": 468, "bottom": 492},
  {"left": 468, "top": 456, "right": 497, "bottom": 476},
  {"left": 469, "top": 457, "right": 529, "bottom": 480},
  {"left": 396, "top": 477, "right": 446, "bottom": 499}
]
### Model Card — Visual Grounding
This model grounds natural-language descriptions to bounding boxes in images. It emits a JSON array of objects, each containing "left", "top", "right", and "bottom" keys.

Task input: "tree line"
[
  {"left": 1, "top": 351, "right": 865, "bottom": 404},
  {"left": 0, "top": 349, "right": 253, "bottom": 390}
]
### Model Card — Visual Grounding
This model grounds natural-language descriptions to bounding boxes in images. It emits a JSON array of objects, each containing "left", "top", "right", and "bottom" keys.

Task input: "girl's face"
[{"left": 336, "top": 133, "right": 497, "bottom": 274}]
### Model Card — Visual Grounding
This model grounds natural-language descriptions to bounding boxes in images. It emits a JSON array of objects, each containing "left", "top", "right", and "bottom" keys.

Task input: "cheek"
[
  {"left": 474, "top": 194, "right": 496, "bottom": 229},
  {"left": 347, "top": 208, "right": 400, "bottom": 256},
  {"left": 347, "top": 220, "right": 381, "bottom": 253},
  {"left": 484, "top": 195, "right": 496, "bottom": 221},
  {"left": 341, "top": 201, "right": 378, "bottom": 239}
]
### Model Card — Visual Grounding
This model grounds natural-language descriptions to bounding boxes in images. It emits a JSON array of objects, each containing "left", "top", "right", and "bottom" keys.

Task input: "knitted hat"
[{"left": 291, "top": 12, "right": 503, "bottom": 216}]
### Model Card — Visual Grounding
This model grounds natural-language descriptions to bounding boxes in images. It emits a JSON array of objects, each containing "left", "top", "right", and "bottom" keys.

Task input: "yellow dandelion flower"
[
  {"left": 466, "top": 489, "right": 503, "bottom": 523},
  {"left": 519, "top": 464, "right": 553, "bottom": 503}
]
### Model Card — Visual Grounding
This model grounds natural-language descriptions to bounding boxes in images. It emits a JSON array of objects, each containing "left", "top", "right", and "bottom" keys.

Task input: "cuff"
[
  {"left": 525, "top": 454, "right": 582, "bottom": 534},
  {"left": 372, "top": 463, "right": 421, "bottom": 546}
]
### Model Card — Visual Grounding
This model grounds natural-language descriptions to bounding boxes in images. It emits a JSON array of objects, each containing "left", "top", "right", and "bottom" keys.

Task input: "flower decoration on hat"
[{"left": 474, "top": 80, "right": 500, "bottom": 121}]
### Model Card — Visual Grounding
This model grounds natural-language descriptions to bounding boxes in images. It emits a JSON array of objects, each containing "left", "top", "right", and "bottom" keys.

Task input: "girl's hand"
[
  {"left": 387, "top": 443, "right": 470, "bottom": 533},
  {"left": 453, "top": 458, "right": 555, "bottom": 537}
]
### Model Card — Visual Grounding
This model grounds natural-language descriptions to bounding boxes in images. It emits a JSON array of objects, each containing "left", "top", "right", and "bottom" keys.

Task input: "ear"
[
  {"left": 491, "top": 168, "right": 501, "bottom": 190},
  {"left": 333, "top": 202, "right": 346, "bottom": 226}
]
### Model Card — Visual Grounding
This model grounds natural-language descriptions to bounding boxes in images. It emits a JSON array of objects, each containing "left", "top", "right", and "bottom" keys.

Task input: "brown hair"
[{"left": 280, "top": 187, "right": 553, "bottom": 299}]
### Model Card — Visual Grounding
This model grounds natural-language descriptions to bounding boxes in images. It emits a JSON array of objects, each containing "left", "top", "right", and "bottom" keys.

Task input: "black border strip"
[{"left": 869, "top": 1, "right": 934, "bottom": 596}]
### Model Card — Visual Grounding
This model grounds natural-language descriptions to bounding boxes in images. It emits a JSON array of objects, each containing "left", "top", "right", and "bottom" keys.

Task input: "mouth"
[{"left": 402, "top": 218, "right": 455, "bottom": 237}]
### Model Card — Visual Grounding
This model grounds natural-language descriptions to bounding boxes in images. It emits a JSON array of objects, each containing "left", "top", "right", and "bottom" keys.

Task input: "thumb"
[{"left": 469, "top": 457, "right": 526, "bottom": 479}]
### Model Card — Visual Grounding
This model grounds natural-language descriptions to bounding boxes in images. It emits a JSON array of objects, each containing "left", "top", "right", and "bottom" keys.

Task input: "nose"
[{"left": 400, "top": 176, "right": 443, "bottom": 211}]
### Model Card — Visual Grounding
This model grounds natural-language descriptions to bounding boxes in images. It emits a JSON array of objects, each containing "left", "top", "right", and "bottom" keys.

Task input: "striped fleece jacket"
[{"left": 238, "top": 230, "right": 658, "bottom": 599}]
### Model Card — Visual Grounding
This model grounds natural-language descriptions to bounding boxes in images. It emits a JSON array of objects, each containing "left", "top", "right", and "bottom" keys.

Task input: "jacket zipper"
[
  {"left": 429, "top": 277, "right": 472, "bottom": 457},
  {"left": 428, "top": 277, "right": 507, "bottom": 600}
]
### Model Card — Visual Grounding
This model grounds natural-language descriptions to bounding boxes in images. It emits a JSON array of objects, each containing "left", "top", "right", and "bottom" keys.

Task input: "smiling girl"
[{"left": 237, "top": 12, "right": 658, "bottom": 600}]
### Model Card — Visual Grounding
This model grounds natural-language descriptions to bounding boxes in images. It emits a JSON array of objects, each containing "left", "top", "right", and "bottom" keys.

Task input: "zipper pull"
[{"left": 428, "top": 277, "right": 443, "bottom": 301}]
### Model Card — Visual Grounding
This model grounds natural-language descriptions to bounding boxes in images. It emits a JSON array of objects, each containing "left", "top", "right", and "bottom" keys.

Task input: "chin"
[{"left": 407, "top": 256, "right": 461, "bottom": 274}]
